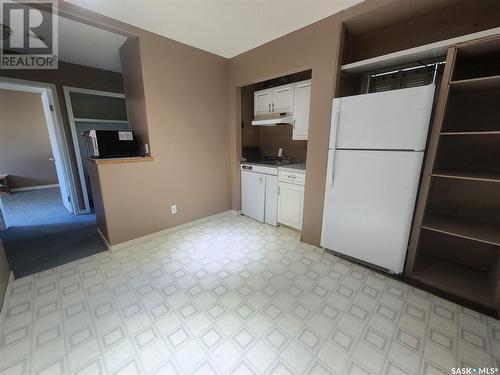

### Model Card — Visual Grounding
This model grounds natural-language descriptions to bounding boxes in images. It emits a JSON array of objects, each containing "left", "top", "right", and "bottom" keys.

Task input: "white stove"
[{"left": 240, "top": 163, "right": 278, "bottom": 225}]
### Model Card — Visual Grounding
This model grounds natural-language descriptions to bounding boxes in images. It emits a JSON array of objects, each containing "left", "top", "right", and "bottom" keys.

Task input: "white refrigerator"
[{"left": 321, "top": 84, "right": 435, "bottom": 274}]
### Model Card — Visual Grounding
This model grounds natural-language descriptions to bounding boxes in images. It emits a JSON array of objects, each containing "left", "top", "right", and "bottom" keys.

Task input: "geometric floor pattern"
[{"left": 0, "top": 213, "right": 498, "bottom": 374}]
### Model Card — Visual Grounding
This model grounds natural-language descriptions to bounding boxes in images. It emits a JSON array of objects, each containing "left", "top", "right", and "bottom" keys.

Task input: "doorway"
[
  {"left": 64, "top": 87, "right": 129, "bottom": 212},
  {"left": 0, "top": 79, "right": 107, "bottom": 277}
]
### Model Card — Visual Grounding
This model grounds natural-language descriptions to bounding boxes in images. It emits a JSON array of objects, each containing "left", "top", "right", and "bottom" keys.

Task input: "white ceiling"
[
  {"left": 59, "top": 16, "right": 127, "bottom": 72},
  {"left": 65, "top": 0, "right": 363, "bottom": 58}
]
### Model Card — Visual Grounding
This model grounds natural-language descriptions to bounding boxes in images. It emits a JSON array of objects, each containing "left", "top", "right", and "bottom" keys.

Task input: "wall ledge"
[{"left": 88, "top": 156, "right": 154, "bottom": 165}]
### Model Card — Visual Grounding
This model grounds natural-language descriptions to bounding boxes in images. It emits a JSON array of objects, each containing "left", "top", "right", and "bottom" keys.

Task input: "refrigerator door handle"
[{"left": 329, "top": 99, "right": 341, "bottom": 186}]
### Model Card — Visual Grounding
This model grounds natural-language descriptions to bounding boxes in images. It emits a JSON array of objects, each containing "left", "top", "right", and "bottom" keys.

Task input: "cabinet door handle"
[
  {"left": 287, "top": 175, "right": 296, "bottom": 179},
  {"left": 293, "top": 120, "right": 296, "bottom": 130},
  {"left": 268, "top": 103, "right": 271, "bottom": 112}
]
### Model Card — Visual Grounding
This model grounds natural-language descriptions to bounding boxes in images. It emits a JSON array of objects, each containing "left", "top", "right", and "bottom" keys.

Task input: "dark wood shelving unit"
[
  {"left": 450, "top": 75, "right": 500, "bottom": 90},
  {"left": 431, "top": 171, "right": 500, "bottom": 183},
  {"left": 405, "top": 35, "right": 500, "bottom": 317},
  {"left": 441, "top": 131, "right": 500, "bottom": 136},
  {"left": 421, "top": 213, "right": 500, "bottom": 246},
  {"left": 412, "top": 256, "right": 496, "bottom": 310}
]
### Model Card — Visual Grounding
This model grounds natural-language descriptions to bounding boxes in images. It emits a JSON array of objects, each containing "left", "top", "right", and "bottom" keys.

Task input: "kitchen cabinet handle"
[
  {"left": 268, "top": 103, "right": 271, "bottom": 112},
  {"left": 287, "top": 175, "right": 296, "bottom": 179}
]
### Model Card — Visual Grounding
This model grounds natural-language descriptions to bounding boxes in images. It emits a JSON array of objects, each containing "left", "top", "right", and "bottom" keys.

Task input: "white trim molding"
[
  {"left": 73, "top": 118, "right": 128, "bottom": 124},
  {"left": 0, "top": 271, "right": 14, "bottom": 324},
  {"left": 96, "top": 227, "right": 110, "bottom": 249},
  {"left": 11, "top": 184, "right": 60, "bottom": 192},
  {"left": 110, "top": 210, "right": 239, "bottom": 251}
]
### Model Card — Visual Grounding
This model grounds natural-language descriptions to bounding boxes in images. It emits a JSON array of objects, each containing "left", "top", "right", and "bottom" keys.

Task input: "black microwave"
[{"left": 82, "top": 130, "right": 140, "bottom": 158}]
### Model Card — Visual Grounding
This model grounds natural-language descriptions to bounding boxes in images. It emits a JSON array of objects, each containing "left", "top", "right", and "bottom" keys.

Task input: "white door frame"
[
  {"left": 0, "top": 77, "right": 79, "bottom": 215},
  {"left": 63, "top": 86, "right": 127, "bottom": 214},
  {"left": 0, "top": 199, "right": 6, "bottom": 230}
]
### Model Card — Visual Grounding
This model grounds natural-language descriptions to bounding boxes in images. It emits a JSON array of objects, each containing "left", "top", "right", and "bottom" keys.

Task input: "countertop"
[
  {"left": 87, "top": 156, "right": 154, "bottom": 165},
  {"left": 277, "top": 163, "right": 306, "bottom": 173},
  {"left": 241, "top": 161, "right": 306, "bottom": 172}
]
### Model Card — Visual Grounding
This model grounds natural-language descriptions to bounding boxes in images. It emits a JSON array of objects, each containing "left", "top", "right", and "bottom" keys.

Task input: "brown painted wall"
[
  {"left": 241, "top": 86, "right": 259, "bottom": 148},
  {"left": 258, "top": 127, "right": 307, "bottom": 162},
  {"left": 0, "top": 62, "right": 124, "bottom": 208},
  {"left": 88, "top": 33, "right": 231, "bottom": 245},
  {"left": 0, "top": 90, "right": 58, "bottom": 188},
  {"left": 120, "top": 38, "right": 150, "bottom": 153}
]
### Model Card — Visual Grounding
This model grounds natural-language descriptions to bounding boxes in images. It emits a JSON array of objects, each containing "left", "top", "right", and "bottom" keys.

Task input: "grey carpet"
[{"left": 0, "top": 188, "right": 107, "bottom": 278}]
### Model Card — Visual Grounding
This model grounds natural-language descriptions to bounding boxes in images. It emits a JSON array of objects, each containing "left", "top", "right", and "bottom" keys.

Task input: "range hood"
[{"left": 252, "top": 113, "right": 293, "bottom": 126}]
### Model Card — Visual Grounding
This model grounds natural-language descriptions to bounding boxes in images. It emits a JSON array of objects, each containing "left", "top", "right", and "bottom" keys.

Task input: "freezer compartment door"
[
  {"left": 332, "top": 84, "right": 435, "bottom": 151},
  {"left": 241, "top": 171, "right": 265, "bottom": 222},
  {"left": 321, "top": 149, "right": 424, "bottom": 273}
]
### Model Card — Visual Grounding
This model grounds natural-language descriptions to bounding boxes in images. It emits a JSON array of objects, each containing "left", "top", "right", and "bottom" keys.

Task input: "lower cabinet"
[{"left": 278, "top": 180, "right": 304, "bottom": 230}]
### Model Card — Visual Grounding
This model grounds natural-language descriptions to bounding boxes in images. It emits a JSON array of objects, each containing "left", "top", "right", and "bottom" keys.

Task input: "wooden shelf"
[
  {"left": 74, "top": 118, "right": 128, "bottom": 124},
  {"left": 341, "top": 27, "right": 500, "bottom": 73},
  {"left": 421, "top": 213, "right": 500, "bottom": 246},
  {"left": 412, "top": 257, "right": 496, "bottom": 309},
  {"left": 432, "top": 171, "right": 500, "bottom": 183},
  {"left": 441, "top": 131, "right": 500, "bottom": 136},
  {"left": 450, "top": 75, "right": 500, "bottom": 90}
]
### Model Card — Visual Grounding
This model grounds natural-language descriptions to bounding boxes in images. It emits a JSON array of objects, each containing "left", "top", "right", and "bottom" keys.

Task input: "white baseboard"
[
  {"left": 110, "top": 209, "right": 239, "bottom": 251},
  {"left": 96, "top": 227, "right": 110, "bottom": 249},
  {"left": 11, "top": 184, "right": 59, "bottom": 192},
  {"left": 0, "top": 271, "right": 14, "bottom": 326}
]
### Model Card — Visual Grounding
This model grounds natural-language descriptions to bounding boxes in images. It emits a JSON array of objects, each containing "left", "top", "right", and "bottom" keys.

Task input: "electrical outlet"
[{"left": 170, "top": 205, "right": 177, "bottom": 214}]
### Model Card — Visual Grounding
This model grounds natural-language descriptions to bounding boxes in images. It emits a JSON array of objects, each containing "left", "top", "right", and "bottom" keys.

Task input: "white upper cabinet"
[
  {"left": 253, "top": 80, "right": 312, "bottom": 139},
  {"left": 272, "top": 84, "right": 294, "bottom": 114},
  {"left": 292, "top": 79, "right": 311, "bottom": 140},
  {"left": 254, "top": 89, "right": 272, "bottom": 116},
  {"left": 254, "top": 84, "right": 294, "bottom": 116}
]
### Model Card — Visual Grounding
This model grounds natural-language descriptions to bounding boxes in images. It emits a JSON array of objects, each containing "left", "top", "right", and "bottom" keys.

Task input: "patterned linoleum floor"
[{"left": 0, "top": 213, "right": 498, "bottom": 375}]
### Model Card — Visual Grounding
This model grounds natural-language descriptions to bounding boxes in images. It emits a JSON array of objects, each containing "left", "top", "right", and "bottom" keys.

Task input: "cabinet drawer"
[{"left": 278, "top": 171, "right": 305, "bottom": 185}]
